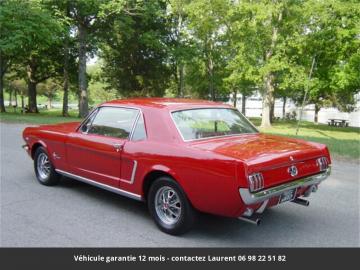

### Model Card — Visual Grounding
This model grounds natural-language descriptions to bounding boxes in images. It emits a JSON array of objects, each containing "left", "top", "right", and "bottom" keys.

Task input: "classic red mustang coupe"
[{"left": 22, "top": 98, "right": 331, "bottom": 235}]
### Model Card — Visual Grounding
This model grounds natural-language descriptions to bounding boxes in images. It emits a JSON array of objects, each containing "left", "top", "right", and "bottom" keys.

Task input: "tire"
[
  {"left": 148, "top": 176, "right": 196, "bottom": 235},
  {"left": 34, "top": 146, "right": 61, "bottom": 186}
]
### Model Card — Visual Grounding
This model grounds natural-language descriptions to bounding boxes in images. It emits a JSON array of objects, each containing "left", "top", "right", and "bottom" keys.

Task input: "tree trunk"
[
  {"left": 232, "top": 89, "right": 237, "bottom": 107},
  {"left": 27, "top": 81, "right": 38, "bottom": 113},
  {"left": 176, "top": 9, "right": 184, "bottom": 98},
  {"left": 261, "top": 74, "right": 274, "bottom": 128},
  {"left": 282, "top": 96, "right": 286, "bottom": 119},
  {"left": 314, "top": 103, "right": 320, "bottom": 123},
  {"left": 0, "top": 52, "right": 6, "bottom": 113},
  {"left": 14, "top": 88, "right": 18, "bottom": 107},
  {"left": 205, "top": 39, "right": 215, "bottom": 101},
  {"left": 78, "top": 23, "right": 88, "bottom": 118},
  {"left": 27, "top": 58, "right": 39, "bottom": 113},
  {"left": 62, "top": 34, "right": 70, "bottom": 117},
  {"left": 208, "top": 56, "right": 215, "bottom": 101},
  {"left": 270, "top": 96, "right": 275, "bottom": 123},
  {"left": 9, "top": 88, "right": 12, "bottom": 106},
  {"left": 177, "top": 63, "right": 184, "bottom": 98},
  {"left": 21, "top": 95, "right": 25, "bottom": 113},
  {"left": 260, "top": 11, "right": 282, "bottom": 128},
  {"left": 47, "top": 95, "right": 52, "bottom": 109},
  {"left": 241, "top": 93, "right": 246, "bottom": 115}
]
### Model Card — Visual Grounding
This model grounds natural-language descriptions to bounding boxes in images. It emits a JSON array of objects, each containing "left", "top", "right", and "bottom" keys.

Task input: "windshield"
[{"left": 171, "top": 108, "right": 258, "bottom": 141}]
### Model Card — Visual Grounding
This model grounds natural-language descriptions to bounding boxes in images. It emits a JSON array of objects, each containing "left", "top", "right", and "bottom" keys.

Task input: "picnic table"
[{"left": 327, "top": 119, "right": 349, "bottom": 127}]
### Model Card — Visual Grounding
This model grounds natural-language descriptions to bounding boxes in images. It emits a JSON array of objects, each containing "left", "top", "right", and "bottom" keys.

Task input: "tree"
[
  {"left": 167, "top": 0, "right": 191, "bottom": 98},
  {"left": 184, "top": 0, "right": 230, "bottom": 101},
  {"left": 38, "top": 79, "right": 61, "bottom": 109},
  {"left": 5, "top": 78, "right": 27, "bottom": 112},
  {"left": 99, "top": 0, "right": 171, "bottom": 97},
  {"left": 42, "top": 0, "right": 79, "bottom": 116},
  {"left": 0, "top": 0, "right": 63, "bottom": 113},
  {"left": 88, "top": 62, "right": 118, "bottom": 104},
  {"left": 67, "top": 0, "right": 109, "bottom": 117},
  {"left": 291, "top": 0, "right": 360, "bottom": 123}
]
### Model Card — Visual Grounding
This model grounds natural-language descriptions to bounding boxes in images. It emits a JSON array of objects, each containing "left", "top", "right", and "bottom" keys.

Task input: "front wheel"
[
  {"left": 148, "top": 177, "right": 196, "bottom": 235},
  {"left": 34, "top": 147, "right": 61, "bottom": 186}
]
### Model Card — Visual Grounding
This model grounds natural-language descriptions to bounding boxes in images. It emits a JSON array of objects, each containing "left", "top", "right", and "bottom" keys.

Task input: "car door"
[{"left": 66, "top": 106, "right": 139, "bottom": 187}]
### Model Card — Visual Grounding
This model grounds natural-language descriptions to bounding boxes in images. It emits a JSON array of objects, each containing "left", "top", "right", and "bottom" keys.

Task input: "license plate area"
[{"left": 278, "top": 188, "right": 297, "bottom": 204}]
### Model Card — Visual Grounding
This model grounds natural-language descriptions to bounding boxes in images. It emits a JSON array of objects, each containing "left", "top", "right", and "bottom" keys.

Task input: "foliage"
[
  {"left": 0, "top": 0, "right": 359, "bottom": 128},
  {"left": 88, "top": 62, "right": 118, "bottom": 104},
  {"left": 99, "top": 0, "right": 171, "bottom": 97},
  {"left": 0, "top": 0, "right": 64, "bottom": 112}
]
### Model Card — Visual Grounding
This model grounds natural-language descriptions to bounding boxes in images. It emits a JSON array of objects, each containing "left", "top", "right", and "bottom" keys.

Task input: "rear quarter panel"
[{"left": 130, "top": 142, "right": 245, "bottom": 217}]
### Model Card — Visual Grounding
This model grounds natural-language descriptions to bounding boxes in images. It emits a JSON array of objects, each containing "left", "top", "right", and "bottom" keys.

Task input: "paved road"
[{"left": 0, "top": 122, "right": 359, "bottom": 247}]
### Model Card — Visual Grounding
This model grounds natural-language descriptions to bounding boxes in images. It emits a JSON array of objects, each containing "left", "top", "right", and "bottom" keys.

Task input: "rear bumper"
[{"left": 239, "top": 167, "right": 331, "bottom": 205}]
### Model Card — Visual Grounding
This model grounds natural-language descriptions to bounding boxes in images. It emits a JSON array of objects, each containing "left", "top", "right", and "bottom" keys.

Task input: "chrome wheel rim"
[
  {"left": 155, "top": 186, "right": 182, "bottom": 225},
  {"left": 37, "top": 153, "right": 51, "bottom": 180}
]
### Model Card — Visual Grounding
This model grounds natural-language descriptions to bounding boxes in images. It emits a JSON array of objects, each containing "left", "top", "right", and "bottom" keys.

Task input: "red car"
[{"left": 22, "top": 98, "right": 331, "bottom": 235}]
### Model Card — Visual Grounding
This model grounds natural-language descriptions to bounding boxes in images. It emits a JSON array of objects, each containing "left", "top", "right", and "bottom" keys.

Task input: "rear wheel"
[
  {"left": 34, "top": 147, "right": 61, "bottom": 186},
  {"left": 148, "top": 177, "right": 196, "bottom": 235}
]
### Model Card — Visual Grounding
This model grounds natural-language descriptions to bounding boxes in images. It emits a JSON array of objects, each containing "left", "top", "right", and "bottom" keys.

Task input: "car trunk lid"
[{"left": 189, "top": 133, "right": 328, "bottom": 188}]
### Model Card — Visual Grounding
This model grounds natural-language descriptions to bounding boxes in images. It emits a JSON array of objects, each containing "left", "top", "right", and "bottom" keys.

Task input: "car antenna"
[{"left": 295, "top": 56, "right": 316, "bottom": 136}]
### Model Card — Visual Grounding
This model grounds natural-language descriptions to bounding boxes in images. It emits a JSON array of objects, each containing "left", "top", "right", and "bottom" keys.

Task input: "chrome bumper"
[
  {"left": 239, "top": 167, "right": 331, "bottom": 205},
  {"left": 22, "top": 144, "right": 29, "bottom": 151}
]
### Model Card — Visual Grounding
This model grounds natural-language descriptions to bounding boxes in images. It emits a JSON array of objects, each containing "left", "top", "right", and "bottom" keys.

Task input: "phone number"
[{"left": 238, "top": 255, "right": 286, "bottom": 262}]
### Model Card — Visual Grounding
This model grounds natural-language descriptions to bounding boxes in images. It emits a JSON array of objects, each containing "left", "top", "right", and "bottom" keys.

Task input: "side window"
[
  {"left": 132, "top": 114, "right": 147, "bottom": 141},
  {"left": 88, "top": 107, "right": 139, "bottom": 139}
]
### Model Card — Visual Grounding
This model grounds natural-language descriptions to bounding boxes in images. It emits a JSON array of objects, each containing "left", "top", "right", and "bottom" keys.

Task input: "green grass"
[
  {"left": 1, "top": 108, "right": 359, "bottom": 159},
  {"left": 250, "top": 118, "right": 360, "bottom": 160},
  {"left": 0, "top": 108, "right": 80, "bottom": 124}
]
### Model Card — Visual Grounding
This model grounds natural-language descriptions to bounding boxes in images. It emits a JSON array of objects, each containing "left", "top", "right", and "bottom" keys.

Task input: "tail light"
[
  {"left": 317, "top": 157, "right": 329, "bottom": 171},
  {"left": 248, "top": 173, "right": 264, "bottom": 192}
]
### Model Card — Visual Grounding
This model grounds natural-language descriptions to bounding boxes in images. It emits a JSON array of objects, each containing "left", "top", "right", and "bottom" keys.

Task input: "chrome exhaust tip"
[
  {"left": 292, "top": 198, "right": 310, "bottom": 206},
  {"left": 238, "top": 216, "right": 261, "bottom": 226}
]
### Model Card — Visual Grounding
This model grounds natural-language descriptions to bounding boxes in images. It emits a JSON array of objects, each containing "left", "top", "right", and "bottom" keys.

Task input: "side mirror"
[{"left": 80, "top": 123, "right": 90, "bottom": 133}]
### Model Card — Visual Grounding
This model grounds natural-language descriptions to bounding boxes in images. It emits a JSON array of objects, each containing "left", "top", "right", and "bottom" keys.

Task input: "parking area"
[{"left": 0, "top": 122, "right": 359, "bottom": 247}]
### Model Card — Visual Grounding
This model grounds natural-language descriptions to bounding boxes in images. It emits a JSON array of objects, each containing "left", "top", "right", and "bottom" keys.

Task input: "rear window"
[{"left": 171, "top": 108, "right": 257, "bottom": 141}]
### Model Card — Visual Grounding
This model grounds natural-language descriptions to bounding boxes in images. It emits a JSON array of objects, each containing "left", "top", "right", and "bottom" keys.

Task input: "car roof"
[{"left": 102, "top": 98, "right": 232, "bottom": 111}]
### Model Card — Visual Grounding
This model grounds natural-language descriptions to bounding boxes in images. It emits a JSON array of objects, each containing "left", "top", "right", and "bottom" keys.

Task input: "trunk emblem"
[
  {"left": 288, "top": 165, "right": 298, "bottom": 177},
  {"left": 290, "top": 156, "right": 294, "bottom": 161}
]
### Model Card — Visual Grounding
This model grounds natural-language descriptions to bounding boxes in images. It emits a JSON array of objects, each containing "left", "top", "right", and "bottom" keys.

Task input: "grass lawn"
[
  {"left": 1, "top": 108, "right": 359, "bottom": 159},
  {"left": 0, "top": 108, "right": 80, "bottom": 124},
  {"left": 250, "top": 118, "right": 360, "bottom": 160}
]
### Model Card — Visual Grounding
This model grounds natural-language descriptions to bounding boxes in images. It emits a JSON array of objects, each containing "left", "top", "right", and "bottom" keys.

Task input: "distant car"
[{"left": 22, "top": 98, "right": 331, "bottom": 235}]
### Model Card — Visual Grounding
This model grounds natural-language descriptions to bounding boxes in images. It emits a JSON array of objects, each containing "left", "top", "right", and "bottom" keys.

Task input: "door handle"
[{"left": 113, "top": 143, "right": 124, "bottom": 152}]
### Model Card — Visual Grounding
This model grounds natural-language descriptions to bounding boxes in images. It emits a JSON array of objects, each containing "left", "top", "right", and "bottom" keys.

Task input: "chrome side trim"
[
  {"left": 55, "top": 169, "right": 143, "bottom": 201},
  {"left": 129, "top": 112, "right": 141, "bottom": 141},
  {"left": 130, "top": 160, "right": 138, "bottom": 183},
  {"left": 239, "top": 167, "right": 331, "bottom": 205},
  {"left": 130, "top": 112, "right": 148, "bottom": 141},
  {"left": 120, "top": 160, "right": 138, "bottom": 184}
]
